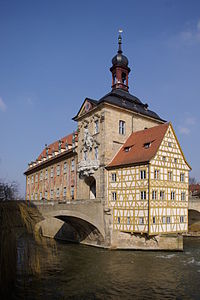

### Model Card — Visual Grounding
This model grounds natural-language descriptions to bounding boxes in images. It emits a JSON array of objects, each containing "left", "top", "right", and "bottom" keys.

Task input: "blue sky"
[{"left": 0, "top": 0, "right": 200, "bottom": 196}]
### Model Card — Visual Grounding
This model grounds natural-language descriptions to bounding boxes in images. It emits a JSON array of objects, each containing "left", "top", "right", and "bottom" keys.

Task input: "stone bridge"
[
  {"left": 34, "top": 199, "right": 109, "bottom": 247},
  {"left": 189, "top": 197, "right": 200, "bottom": 213}
]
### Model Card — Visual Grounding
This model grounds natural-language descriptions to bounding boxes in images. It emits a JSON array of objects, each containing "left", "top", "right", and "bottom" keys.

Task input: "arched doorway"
[{"left": 85, "top": 176, "right": 96, "bottom": 199}]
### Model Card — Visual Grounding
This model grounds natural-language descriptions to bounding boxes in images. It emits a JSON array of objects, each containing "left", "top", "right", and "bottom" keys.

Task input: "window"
[
  {"left": 127, "top": 217, "right": 130, "bottom": 225},
  {"left": 63, "top": 187, "right": 67, "bottom": 197},
  {"left": 71, "top": 186, "right": 74, "bottom": 199},
  {"left": 66, "top": 143, "right": 68, "bottom": 151},
  {"left": 45, "top": 169, "right": 48, "bottom": 179},
  {"left": 180, "top": 216, "right": 184, "bottom": 223},
  {"left": 167, "top": 216, "right": 170, "bottom": 224},
  {"left": 71, "top": 159, "right": 75, "bottom": 171},
  {"left": 56, "top": 188, "right": 59, "bottom": 198},
  {"left": 168, "top": 171, "right": 172, "bottom": 181},
  {"left": 144, "top": 142, "right": 151, "bottom": 149},
  {"left": 181, "top": 192, "right": 186, "bottom": 201},
  {"left": 51, "top": 167, "right": 54, "bottom": 178},
  {"left": 154, "top": 169, "right": 159, "bottom": 180},
  {"left": 94, "top": 120, "right": 99, "bottom": 134},
  {"left": 28, "top": 177, "right": 30, "bottom": 184},
  {"left": 40, "top": 171, "right": 43, "bottom": 181},
  {"left": 122, "top": 72, "right": 126, "bottom": 84},
  {"left": 139, "top": 217, "right": 144, "bottom": 225},
  {"left": 117, "top": 217, "right": 120, "bottom": 224},
  {"left": 180, "top": 173, "right": 185, "bottom": 182},
  {"left": 140, "top": 170, "right": 146, "bottom": 180},
  {"left": 64, "top": 162, "right": 67, "bottom": 174},
  {"left": 141, "top": 191, "right": 146, "bottom": 200},
  {"left": 40, "top": 192, "right": 42, "bottom": 200},
  {"left": 162, "top": 216, "right": 166, "bottom": 224},
  {"left": 31, "top": 176, "right": 33, "bottom": 184},
  {"left": 168, "top": 142, "right": 172, "bottom": 147},
  {"left": 35, "top": 193, "right": 38, "bottom": 200},
  {"left": 31, "top": 193, "right": 33, "bottom": 200},
  {"left": 84, "top": 151, "right": 87, "bottom": 161},
  {"left": 45, "top": 191, "right": 48, "bottom": 199},
  {"left": 160, "top": 191, "right": 165, "bottom": 200},
  {"left": 50, "top": 189, "right": 54, "bottom": 199},
  {"left": 124, "top": 146, "right": 131, "bottom": 152},
  {"left": 112, "top": 192, "right": 117, "bottom": 201},
  {"left": 174, "top": 158, "right": 177, "bottom": 163},
  {"left": 153, "top": 216, "right": 156, "bottom": 224},
  {"left": 57, "top": 165, "right": 60, "bottom": 176},
  {"left": 119, "top": 120, "right": 125, "bottom": 135},
  {"left": 111, "top": 173, "right": 117, "bottom": 182},
  {"left": 152, "top": 190, "right": 157, "bottom": 200},
  {"left": 58, "top": 140, "right": 62, "bottom": 153},
  {"left": 163, "top": 156, "right": 166, "bottom": 162},
  {"left": 35, "top": 174, "right": 38, "bottom": 183},
  {"left": 94, "top": 146, "right": 98, "bottom": 160},
  {"left": 171, "top": 191, "right": 175, "bottom": 200}
]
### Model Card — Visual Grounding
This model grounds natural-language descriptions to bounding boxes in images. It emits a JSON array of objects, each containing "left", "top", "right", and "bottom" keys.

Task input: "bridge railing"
[{"left": 30, "top": 197, "right": 104, "bottom": 206}]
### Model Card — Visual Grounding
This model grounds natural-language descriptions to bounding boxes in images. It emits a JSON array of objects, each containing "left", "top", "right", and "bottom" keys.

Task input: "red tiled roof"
[
  {"left": 37, "top": 132, "right": 78, "bottom": 161},
  {"left": 189, "top": 184, "right": 200, "bottom": 193},
  {"left": 107, "top": 123, "right": 169, "bottom": 168}
]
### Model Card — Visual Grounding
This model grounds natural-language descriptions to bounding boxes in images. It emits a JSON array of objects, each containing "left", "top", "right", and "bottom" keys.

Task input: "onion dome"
[{"left": 111, "top": 31, "right": 129, "bottom": 67}]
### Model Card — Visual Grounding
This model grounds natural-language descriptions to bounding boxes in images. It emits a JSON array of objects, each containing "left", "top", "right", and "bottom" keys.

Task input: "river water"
[{"left": 11, "top": 234, "right": 200, "bottom": 299}]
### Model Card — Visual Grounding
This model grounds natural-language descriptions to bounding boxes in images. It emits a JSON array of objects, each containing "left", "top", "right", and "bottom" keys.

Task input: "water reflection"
[{"left": 13, "top": 236, "right": 200, "bottom": 300}]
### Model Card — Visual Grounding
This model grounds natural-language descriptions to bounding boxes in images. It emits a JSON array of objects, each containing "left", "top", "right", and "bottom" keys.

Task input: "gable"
[
  {"left": 73, "top": 98, "right": 98, "bottom": 120},
  {"left": 151, "top": 123, "right": 191, "bottom": 170}
]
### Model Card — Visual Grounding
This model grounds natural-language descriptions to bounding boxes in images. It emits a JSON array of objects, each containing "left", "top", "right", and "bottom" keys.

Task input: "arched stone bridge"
[
  {"left": 34, "top": 199, "right": 108, "bottom": 247},
  {"left": 189, "top": 197, "right": 200, "bottom": 213}
]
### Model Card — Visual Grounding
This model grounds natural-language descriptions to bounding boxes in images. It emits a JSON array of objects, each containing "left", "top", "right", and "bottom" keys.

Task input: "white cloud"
[
  {"left": 185, "top": 117, "right": 196, "bottom": 125},
  {"left": 178, "top": 126, "right": 190, "bottom": 135},
  {"left": 0, "top": 97, "right": 6, "bottom": 112},
  {"left": 168, "top": 19, "right": 200, "bottom": 47},
  {"left": 197, "top": 20, "right": 200, "bottom": 31},
  {"left": 27, "top": 98, "right": 33, "bottom": 105},
  {"left": 180, "top": 19, "right": 200, "bottom": 44}
]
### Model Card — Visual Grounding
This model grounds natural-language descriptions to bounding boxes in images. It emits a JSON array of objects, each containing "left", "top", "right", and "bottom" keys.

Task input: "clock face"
[{"left": 85, "top": 101, "right": 91, "bottom": 112}]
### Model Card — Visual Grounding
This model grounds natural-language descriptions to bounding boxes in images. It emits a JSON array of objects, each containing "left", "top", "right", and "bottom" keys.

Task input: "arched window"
[{"left": 122, "top": 72, "right": 126, "bottom": 84}]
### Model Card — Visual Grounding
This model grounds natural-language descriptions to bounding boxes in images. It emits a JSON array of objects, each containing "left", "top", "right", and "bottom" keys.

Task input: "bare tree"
[
  {"left": 0, "top": 180, "right": 19, "bottom": 201},
  {"left": 189, "top": 176, "right": 197, "bottom": 185}
]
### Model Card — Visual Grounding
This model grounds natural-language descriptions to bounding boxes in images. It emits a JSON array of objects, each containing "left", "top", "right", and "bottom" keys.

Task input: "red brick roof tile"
[
  {"left": 37, "top": 132, "right": 77, "bottom": 161},
  {"left": 107, "top": 123, "right": 169, "bottom": 168}
]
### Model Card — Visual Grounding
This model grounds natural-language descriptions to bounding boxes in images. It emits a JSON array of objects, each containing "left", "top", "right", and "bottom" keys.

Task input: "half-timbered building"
[{"left": 24, "top": 33, "right": 191, "bottom": 249}]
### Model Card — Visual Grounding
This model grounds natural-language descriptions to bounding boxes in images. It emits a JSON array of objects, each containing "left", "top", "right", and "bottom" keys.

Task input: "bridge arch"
[{"left": 36, "top": 209, "right": 105, "bottom": 245}]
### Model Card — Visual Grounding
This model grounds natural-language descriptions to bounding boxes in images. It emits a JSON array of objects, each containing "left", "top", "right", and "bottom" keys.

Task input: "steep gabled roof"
[{"left": 107, "top": 123, "right": 169, "bottom": 168}]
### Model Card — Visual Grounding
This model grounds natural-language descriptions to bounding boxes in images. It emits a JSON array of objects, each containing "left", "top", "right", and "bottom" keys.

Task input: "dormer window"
[
  {"left": 124, "top": 146, "right": 131, "bottom": 152},
  {"left": 58, "top": 140, "right": 62, "bottom": 153},
  {"left": 144, "top": 142, "right": 151, "bottom": 149},
  {"left": 66, "top": 143, "right": 68, "bottom": 151}
]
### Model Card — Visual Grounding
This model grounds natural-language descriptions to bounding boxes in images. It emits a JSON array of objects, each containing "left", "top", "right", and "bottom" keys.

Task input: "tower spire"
[
  {"left": 110, "top": 30, "right": 131, "bottom": 92},
  {"left": 118, "top": 29, "right": 123, "bottom": 54}
]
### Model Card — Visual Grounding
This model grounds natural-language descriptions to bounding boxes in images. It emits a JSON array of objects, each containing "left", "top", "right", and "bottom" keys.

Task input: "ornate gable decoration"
[{"left": 77, "top": 99, "right": 96, "bottom": 119}]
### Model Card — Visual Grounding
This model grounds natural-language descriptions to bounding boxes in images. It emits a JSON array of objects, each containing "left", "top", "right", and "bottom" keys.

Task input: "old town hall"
[{"left": 25, "top": 33, "right": 191, "bottom": 249}]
